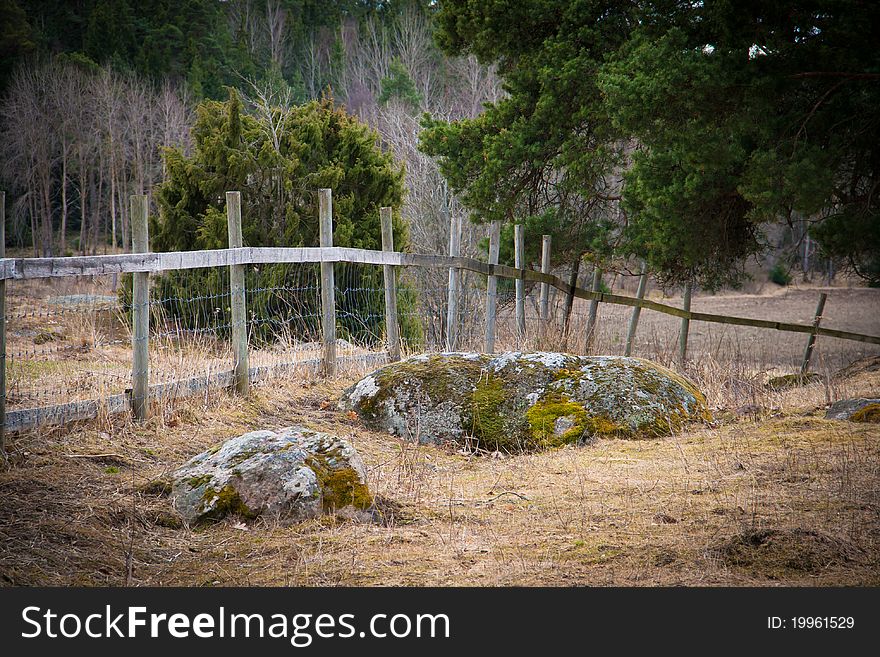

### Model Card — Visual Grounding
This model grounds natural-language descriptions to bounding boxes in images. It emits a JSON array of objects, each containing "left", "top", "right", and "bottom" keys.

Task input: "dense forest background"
[
  {"left": 0, "top": 0, "right": 498, "bottom": 274},
  {"left": 0, "top": 0, "right": 877, "bottom": 289}
]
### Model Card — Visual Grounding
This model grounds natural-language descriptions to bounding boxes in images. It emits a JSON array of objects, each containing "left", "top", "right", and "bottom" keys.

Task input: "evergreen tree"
[
  {"left": 152, "top": 89, "right": 415, "bottom": 344},
  {"left": 420, "top": 1, "right": 634, "bottom": 275},
  {"left": 378, "top": 58, "right": 422, "bottom": 111},
  {"left": 0, "top": 0, "right": 35, "bottom": 91},
  {"left": 424, "top": 0, "right": 880, "bottom": 288}
]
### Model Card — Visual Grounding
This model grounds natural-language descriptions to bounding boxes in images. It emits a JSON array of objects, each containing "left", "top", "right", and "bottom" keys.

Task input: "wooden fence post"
[
  {"left": 678, "top": 281, "right": 693, "bottom": 366},
  {"left": 514, "top": 224, "right": 526, "bottom": 340},
  {"left": 319, "top": 189, "right": 336, "bottom": 377},
  {"left": 585, "top": 265, "right": 603, "bottom": 350},
  {"left": 540, "top": 235, "right": 551, "bottom": 321},
  {"left": 446, "top": 211, "right": 462, "bottom": 351},
  {"left": 801, "top": 292, "right": 828, "bottom": 375},
  {"left": 0, "top": 191, "right": 6, "bottom": 456},
  {"left": 484, "top": 220, "right": 501, "bottom": 353},
  {"left": 562, "top": 256, "right": 581, "bottom": 336},
  {"left": 624, "top": 261, "right": 648, "bottom": 357},
  {"left": 130, "top": 194, "right": 150, "bottom": 421},
  {"left": 226, "top": 191, "right": 248, "bottom": 395},
  {"left": 380, "top": 207, "right": 400, "bottom": 362}
]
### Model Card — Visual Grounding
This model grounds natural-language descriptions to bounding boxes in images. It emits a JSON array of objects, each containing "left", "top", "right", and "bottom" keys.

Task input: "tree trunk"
[
  {"left": 92, "top": 164, "right": 103, "bottom": 255},
  {"left": 59, "top": 145, "right": 68, "bottom": 254},
  {"left": 40, "top": 170, "right": 53, "bottom": 257},
  {"left": 27, "top": 182, "right": 38, "bottom": 257},
  {"left": 109, "top": 153, "right": 117, "bottom": 252},
  {"left": 78, "top": 171, "right": 88, "bottom": 255}
]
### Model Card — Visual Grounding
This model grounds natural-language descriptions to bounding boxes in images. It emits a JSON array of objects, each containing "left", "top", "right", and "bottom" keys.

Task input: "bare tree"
[
  {"left": 68, "top": 67, "right": 97, "bottom": 254},
  {"left": 2, "top": 60, "right": 192, "bottom": 256},
  {"left": 450, "top": 55, "right": 504, "bottom": 119},
  {"left": 93, "top": 70, "right": 125, "bottom": 251},
  {"left": 391, "top": 4, "right": 437, "bottom": 108},
  {"left": 158, "top": 79, "right": 194, "bottom": 169},
  {"left": 265, "top": 0, "right": 288, "bottom": 71},
  {"left": 1, "top": 64, "right": 58, "bottom": 255},
  {"left": 227, "top": 0, "right": 263, "bottom": 59}
]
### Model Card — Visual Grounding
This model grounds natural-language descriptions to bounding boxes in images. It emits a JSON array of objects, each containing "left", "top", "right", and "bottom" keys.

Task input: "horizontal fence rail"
[
  {"left": 3, "top": 187, "right": 879, "bottom": 438},
  {"left": 2, "top": 248, "right": 878, "bottom": 346},
  {"left": 3, "top": 353, "right": 387, "bottom": 433}
]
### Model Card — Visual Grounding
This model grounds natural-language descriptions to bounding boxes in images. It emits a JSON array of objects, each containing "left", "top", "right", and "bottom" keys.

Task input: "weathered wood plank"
[
  {"left": 540, "top": 235, "right": 551, "bottom": 321},
  {"left": 319, "top": 189, "right": 336, "bottom": 376},
  {"left": 484, "top": 221, "right": 501, "bottom": 353},
  {"left": 1, "top": 245, "right": 877, "bottom": 347},
  {"left": 625, "top": 261, "right": 648, "bottom": 357},
  {"left": 3, "top": 353, "right": 389, "bottom": 433},
  {"left": 514, "top": 224, "right": 525, "bottom": 339},
  {"left": 562, "top": 258, "right": 581, "bottom": 335},
  {"left": 801, "top": 292, "right": 828, "bottom": 374},
  {"left": 679, "top": 282, "right": 693, "bottom": 366},
  {"left": 130, "top": 195, "right": 149, "bottom": 422},
  {"left": 0, "top": 257, "right": 13, "bottom": 280},
  {"left": 227, "top": 192, "right": 249, "bottom": 395},
  {"left": 586, "top": 266, "right": 603, "bottom": 350},
  {"left": 380, "top": 207, "right": 401, "bottom": 362},
  {"left": 446, "top": 212, "right": 462, "bottom": 351}
]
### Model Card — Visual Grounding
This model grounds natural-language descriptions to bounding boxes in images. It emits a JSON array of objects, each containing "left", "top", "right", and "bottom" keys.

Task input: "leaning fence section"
[{"left": 1, "top": 189, "right": 879, "bottom": 438}]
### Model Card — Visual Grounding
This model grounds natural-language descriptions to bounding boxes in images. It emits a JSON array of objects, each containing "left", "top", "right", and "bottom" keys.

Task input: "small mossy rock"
[
  {"left": 765, "top": 372, "right": 824, "bottom": 391},
  {"left": 339, "top": 352, "right": 711, "bottom": 451},
  {"left": 170, "top": 427, "right": 372, "bottom": 525},
  {"left": 825, "top": 398, "right": 880, "bottom": 422}
]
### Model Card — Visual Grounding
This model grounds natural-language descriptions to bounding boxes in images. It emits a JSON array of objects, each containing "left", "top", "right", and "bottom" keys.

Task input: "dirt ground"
[
  {"left": 1, "top": 357, "right": 878, "bottom": 587},
  {"left": 538, "top": 283, "right": 880, "bottom": 373}
]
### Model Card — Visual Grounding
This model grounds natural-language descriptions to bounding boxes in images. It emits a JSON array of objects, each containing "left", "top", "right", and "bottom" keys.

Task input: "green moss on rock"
[
  {"left": 306, "top": 455, "right": 372, "bottom": 512},
  {"left": 850, "top": 403, "right": 880, "bottom": 423},
  {"left": 201, "top": 485, "right": 256, "bottom": 522},
  {"left": 188, "top": 474, "right": 213, "bottom": 489},
  {"left": 526, "top": 393, "right": 593, "bottom": 446},
  {"left": 469, "top": 374, "right": 514, "bottom": 449},
  {"left": 766, "top": 372, "right": 824, "bottom": 391},
  {"left": 170, "top": 427, "right": 371, "bottom": 525},
  {"left": 341, "top": 353, "right": 711, "bottom": 452}
]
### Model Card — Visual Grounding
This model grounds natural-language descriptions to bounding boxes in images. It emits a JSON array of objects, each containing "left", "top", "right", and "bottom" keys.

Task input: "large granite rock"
[
  {"left": 170, "top": 426, "right": 371, "bottom": 525},
  {"left": 339, "top": 352, "right": 711, "bottom": 451}
]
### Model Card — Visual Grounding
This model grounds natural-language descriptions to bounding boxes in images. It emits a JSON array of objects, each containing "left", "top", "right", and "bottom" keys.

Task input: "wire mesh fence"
[
  {"left": 4, "top": 275, "right": 131, "bottom": 412},
  {"left": 3, "top": 249, "right": 880, "bottom": 431}
]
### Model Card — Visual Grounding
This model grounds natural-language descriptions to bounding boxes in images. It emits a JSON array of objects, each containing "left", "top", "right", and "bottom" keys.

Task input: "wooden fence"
[{"left": 1, "top": 189, "right": 878, "bottom": 446}]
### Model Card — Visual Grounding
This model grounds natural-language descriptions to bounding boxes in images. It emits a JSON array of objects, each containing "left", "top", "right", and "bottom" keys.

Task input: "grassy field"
[
  {"left": 1, "top": 275, "right": 878, "bottom": 586},
  {"left": 1, "top": 351, "right": 878, "bottom": 586}
]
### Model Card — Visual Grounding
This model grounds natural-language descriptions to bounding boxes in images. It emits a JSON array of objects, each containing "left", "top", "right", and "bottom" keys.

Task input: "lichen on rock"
[
  {"left": 339, "top": 352, "right": 711, "bottom": 451},
  {"left": 169, "top": 426, "right": 372, "bottom": 525}
]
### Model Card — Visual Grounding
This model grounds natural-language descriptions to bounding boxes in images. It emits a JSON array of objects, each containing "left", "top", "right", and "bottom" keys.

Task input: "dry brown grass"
[
  {"left": 3, "top": 275, "right": 376, "bottom": 412},
  {"left": 2, "top": 274, "right": 878, "bottom": 586},
  {"left": 1, "top": 358, "right": 878, "bottom": 587}
]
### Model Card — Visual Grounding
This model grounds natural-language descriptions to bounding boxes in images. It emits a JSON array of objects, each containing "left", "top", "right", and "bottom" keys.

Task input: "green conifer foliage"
[{"left": 151, "top": 89, "right": 420, "bottom": 346}]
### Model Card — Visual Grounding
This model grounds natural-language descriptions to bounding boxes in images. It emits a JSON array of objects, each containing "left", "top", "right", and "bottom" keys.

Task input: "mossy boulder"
[
  {"left": 169, "top": 427, "right": 372, "bottom": 525},
  {"left": 825, "top": 398, "right": 880, "bottom": 423},
  {"left": 339, "top": 352, "right": 711, "bottom": 451},
  {"left": 766, "top": 372, "right": 824, "bottom": 391}
]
